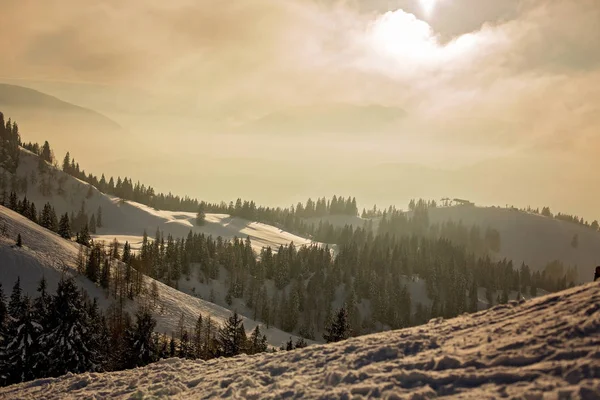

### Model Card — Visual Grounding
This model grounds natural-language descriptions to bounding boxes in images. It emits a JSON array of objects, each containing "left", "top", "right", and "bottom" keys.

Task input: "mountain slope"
[
  {"left": 10, "top": 149, "right": 318, "bottom": 254},
  {"left": 3, "top": 282, "right": 598, "bottom": 398},
  {"left": 427, "top": 205, "right": 600, "bottom": 283},
  {"left": 0, "top": 204, "right": 302, "bottom": 347},
  {"left": 0, "top": 84, "right": 123, "bottom": 160},
  {"left": 311, "top": 205, "right": 600, "bottom": 283}
]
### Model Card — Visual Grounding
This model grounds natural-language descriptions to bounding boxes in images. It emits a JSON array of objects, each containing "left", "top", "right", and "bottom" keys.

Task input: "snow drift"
[{"left": 2, "top": 281, "right": 598, "bottom": 399}]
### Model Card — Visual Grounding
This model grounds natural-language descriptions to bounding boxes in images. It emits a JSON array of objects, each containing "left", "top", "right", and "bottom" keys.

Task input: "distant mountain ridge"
[{"left": 0, "top": 83, "right": 121, "bottom": 130}]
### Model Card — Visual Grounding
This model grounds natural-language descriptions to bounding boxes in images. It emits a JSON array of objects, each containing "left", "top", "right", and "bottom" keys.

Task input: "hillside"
[
  {"left": 427, "top": 205, "right": 600, "bottom": 283},
  {"left": 2, "top": 281, "right": 598, "bottom": 398},
  {"left": 310, "top": 205, "right": 600, "bottom": 283},
  {"left": 0, "top": 204, "right": 302, "bottom": 347},
  {"left": 9, "top": 149, "right": 318, "bottom": 254}
]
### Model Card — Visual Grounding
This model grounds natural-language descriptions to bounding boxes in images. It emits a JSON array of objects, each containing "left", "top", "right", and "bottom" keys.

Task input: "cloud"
[{"left": 1, "top": 0, "right": 599, "bottom": 158}]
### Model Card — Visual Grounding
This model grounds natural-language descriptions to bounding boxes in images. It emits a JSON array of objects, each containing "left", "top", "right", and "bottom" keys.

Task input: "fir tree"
[
  {"left": 125, "top": 308, "right": 157, "bottom": 368},
  {"left": 192, "top": 314, "right": 203, "bottom": 359},
  {"left": 247, "top": 325, "right": 267, "bottom": 355},
  {"left": 58, "top": 213, "right": 71, "bottom": 239},
  {"left": 323, "top": 306, "right": 350, "bottom": 343},
  {"left": 218, "top": 311, "right": 246, "bottom": 357},
  {"left": 39, "top": 278, "right": 98, "bottom": 376},
  {"left": 2, "top": 296, "right": 41, "bottom": 384},
  {"left": 16, "top": 234, "right": 22, "bottom": 248}
]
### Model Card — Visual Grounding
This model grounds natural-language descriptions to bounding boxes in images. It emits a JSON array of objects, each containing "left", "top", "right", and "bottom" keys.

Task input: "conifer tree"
[
  {"left": 323, "top": 306, "right": 350, "bottom": 343},
  {"left": 39, "top": 278, "right": 97, "bottom": 376},
  {"left": 192, "top": 314, "right": 203, "bottom": 359},
  {"left": 247, "top": 325, "right": 267, "bottom": 355},
  {"left": 58, "top": 213, "right": 71, "bottom": 239},
  {"left": 218, "top": 311, "right": 246, "bottom": 357},
  {"left": 77, "top": 223, "right": 91, "bottom": 246},
  {"left": 3, "top": 296, "right": 40, "bottom": 384},
  {"left": 16, "top": 234, "right": 22, "bottom": 247},
  {"left": 125, "top": 308, "right": 157, "bottom": 368}
]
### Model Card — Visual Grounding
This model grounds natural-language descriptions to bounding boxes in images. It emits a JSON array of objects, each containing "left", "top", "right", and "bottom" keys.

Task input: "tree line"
[{"left": 0, "top": 276, "right": 276, "bottom": 388}]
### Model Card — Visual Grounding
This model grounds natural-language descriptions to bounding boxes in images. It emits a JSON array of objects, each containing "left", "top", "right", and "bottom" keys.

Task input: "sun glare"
[
  {"left": 421, "top": 0, "right": 437, "bottom": 15},
  {"left": 370, "top": 11, "right": 438, "bottom": 62}
]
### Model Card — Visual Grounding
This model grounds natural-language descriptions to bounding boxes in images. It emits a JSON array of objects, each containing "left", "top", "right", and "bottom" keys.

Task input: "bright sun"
[{"left": 420, "top": 0, "right": 437, "bottom": 15}]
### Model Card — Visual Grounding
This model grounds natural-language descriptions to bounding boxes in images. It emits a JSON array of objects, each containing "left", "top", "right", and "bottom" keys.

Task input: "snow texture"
[
  {"left": 2, "top": 281, "right": 599, "bottom": 399},
  {"left": 0, "top": 205, "right": 303, "bottom": 348}
]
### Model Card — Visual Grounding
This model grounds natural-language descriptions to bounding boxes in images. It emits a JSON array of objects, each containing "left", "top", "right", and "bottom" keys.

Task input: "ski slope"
[
  {"left": 3, "top": 281, "right": 598, "bottom": 399},
  {"left": 0, "top": 205, "right": 303, "bottom": 347}
]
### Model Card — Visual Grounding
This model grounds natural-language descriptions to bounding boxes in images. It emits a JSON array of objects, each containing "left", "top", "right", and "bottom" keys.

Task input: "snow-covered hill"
[
  {"left": 427, "top": 205, "right": 600, "bottom": 283},
  {"left": 0, "top": 205, "right": 302, "bottom": 347},
  {"left": 310, "top": 205, "right": 600, "bottom": 283},
  {"left": 10, "top": 149, "right": 317, "bottom": 254},
  {"left": 3, "top": 281, "right": 598, "bottom": 399}
]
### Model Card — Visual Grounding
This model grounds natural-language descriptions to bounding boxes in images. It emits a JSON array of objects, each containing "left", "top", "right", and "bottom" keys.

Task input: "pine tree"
[
  {"left": 39, "top": 278, "right": 98, "bottom": 376},
  {"left": 62, "top": 152, "right": 71, "bottom": 172},
  {"left": 3, "top": 296, "right": 41, "bottom": 384},
  {"left": 40, "top": 141, "right": 52, "bottom": 163},
  {"left": 16, "top": 233, "right": 22, "bottom": 248},
  {"left": 218, "top": 311, "right": 246, "bottom": 357},
  {"left": 248, "top": 325, "right": 267, "bottom": 355},
  {"left": 77, "top": 223, "right": 91, "bottom": 246},
  {"left": 192, "top": 315, "right": 203, "bottom": 359},
  {"left": 196, "top": 203, "right": 206, "bottom": 226},
  {"left": 323, "top": 306, "right": 350, "bottom": 343},
  {"left": 58, "top": 213, "right": 72, "bottom": 239},
  {"left": 125, "top": 308, "right": 157, "bottom": 368}
]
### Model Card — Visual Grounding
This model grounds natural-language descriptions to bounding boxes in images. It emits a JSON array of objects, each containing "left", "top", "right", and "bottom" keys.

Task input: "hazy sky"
[{"left": 1, "top": 0, "right": 599, "bottom": 218}]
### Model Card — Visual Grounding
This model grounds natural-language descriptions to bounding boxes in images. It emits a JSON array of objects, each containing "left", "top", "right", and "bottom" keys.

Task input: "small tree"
[
  {"left": 323, "top": 306, "right": 351, "bottom": 343},
  {"left": 196, "top": 203, "right": 206, "bottom": 226},
  {"left": 218, "top": 311, "right": 246, "bottom": 357},
  {"left": 125, "top": 308, "right": 157, "bottom": 368},
  {"left": 16, "top": 234, "right": 22, "bottom": 248},
  {"left": 58, "top": 213, "right": 71, "bottom": 239}
]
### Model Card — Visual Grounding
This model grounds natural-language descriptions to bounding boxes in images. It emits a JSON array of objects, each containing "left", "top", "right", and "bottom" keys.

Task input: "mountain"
[
  {"left": 427, "top": 205, "right": 600, "bottom": 283},
  {"left": 237, "top": 103, "right": 407, "bottom": 135},
  {"left": 0, "top": 84, "right": 123, "bottom": 156},
  {"left": 3, "top": 281, "right": 598, "bottom": 398},
  {"left": 0, "top": 203, "right": 302, "bottom": 347}
]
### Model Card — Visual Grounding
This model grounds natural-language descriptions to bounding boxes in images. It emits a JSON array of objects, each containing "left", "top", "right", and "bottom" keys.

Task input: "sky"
[{"left": 1, "top": 0, "right": 599, "bottom": 219}]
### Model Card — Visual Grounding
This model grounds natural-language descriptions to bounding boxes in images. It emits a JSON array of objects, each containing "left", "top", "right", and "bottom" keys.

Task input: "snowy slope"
[
  {"left": 310, "top": 205, "right": 600, "bottom": 283},
  {"left": 427, "top": 205, "right": 600, "bottom": 283},
  {"left": 10, "top": 149, "right": 318, "bottom": 253},
  {"left": 0, "top": 205, "right": 303, "bottom": 347},
  {"left": 3, "top": 282, "right": 598, "bottom": 399}
]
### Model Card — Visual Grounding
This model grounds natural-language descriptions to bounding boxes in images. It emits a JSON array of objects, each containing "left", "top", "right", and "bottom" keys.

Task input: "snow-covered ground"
[
  {"left": 0, "top": 205, "right": 303, "bottom": 347},
  {"left": 3, "top": 281, "right": 598, "bottom": 399}
]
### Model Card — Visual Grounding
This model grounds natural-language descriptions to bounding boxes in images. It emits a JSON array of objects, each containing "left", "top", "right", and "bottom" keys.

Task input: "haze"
[{"left": 1, "top": 0, "right": 599, "bottom": 219}]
